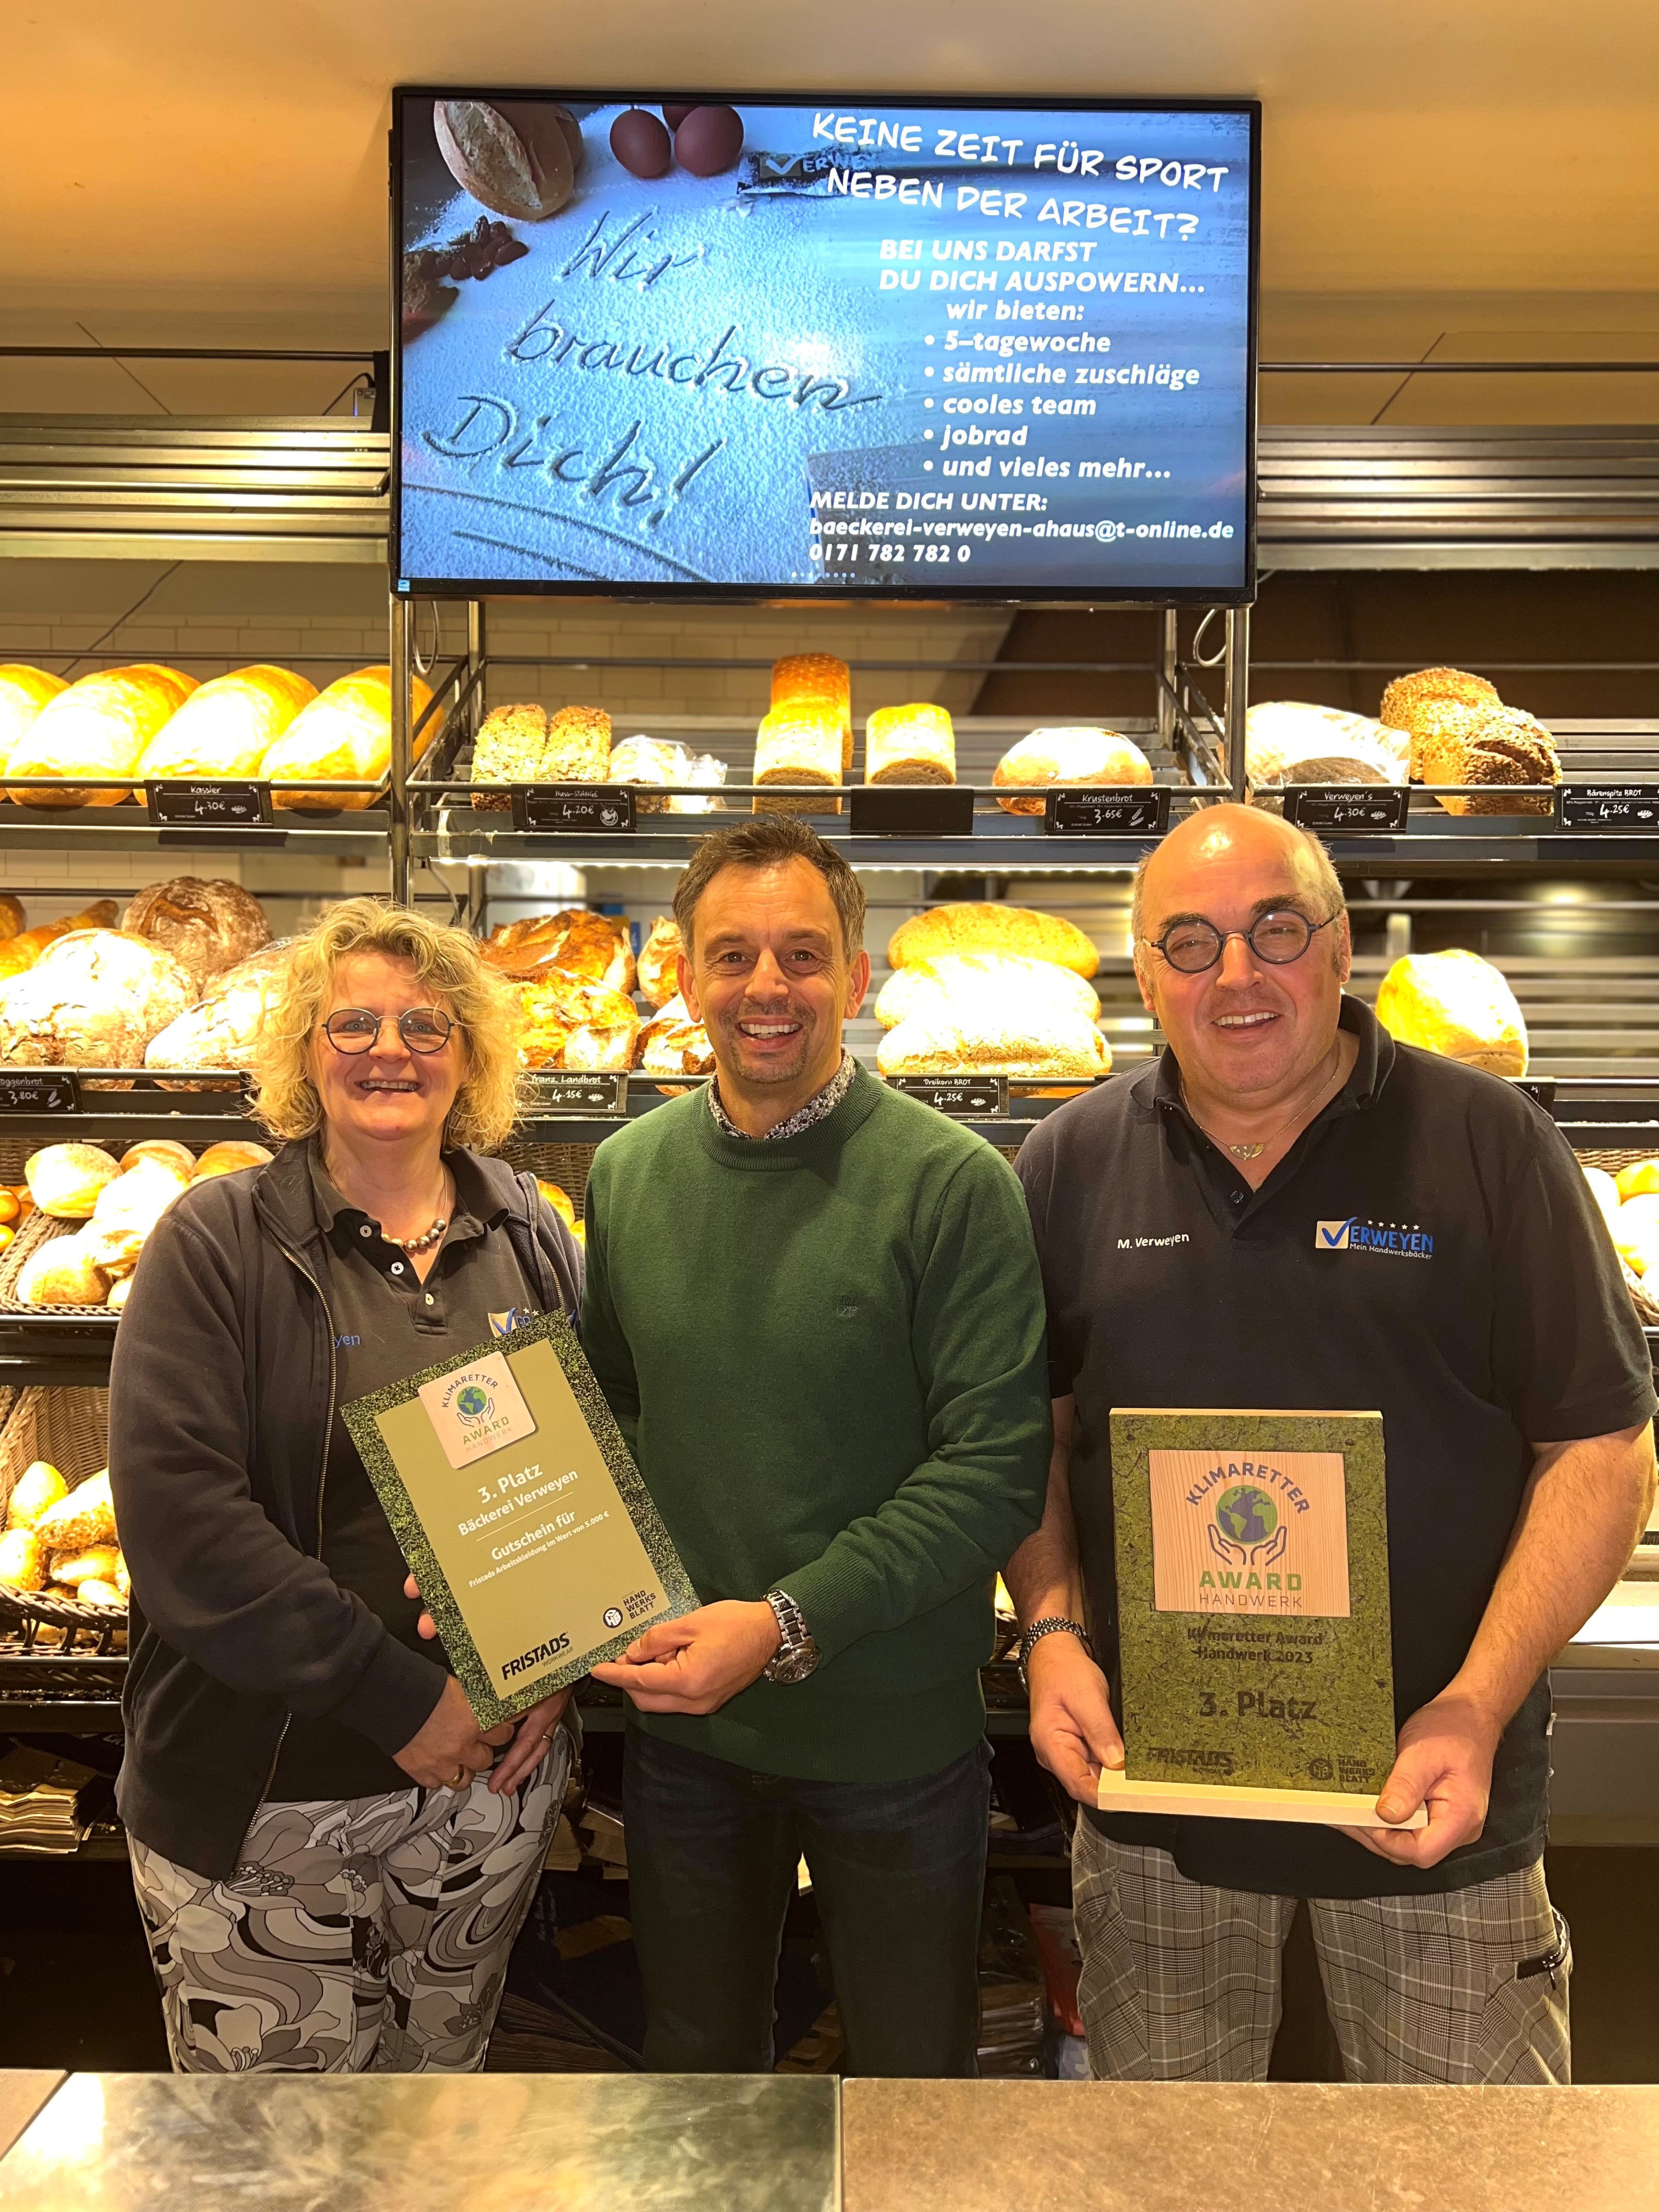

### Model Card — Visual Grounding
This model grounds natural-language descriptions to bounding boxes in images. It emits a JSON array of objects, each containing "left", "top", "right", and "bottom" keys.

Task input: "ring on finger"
[{"left": 448, "top": 1763, "right": 470, "bottom": 1788}]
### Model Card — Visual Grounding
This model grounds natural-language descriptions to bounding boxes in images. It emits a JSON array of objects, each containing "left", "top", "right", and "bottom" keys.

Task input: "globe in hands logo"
[
  {"left": 1215, "top": 1485, "right": 1278, "bottom": 1548},
  {"left": 455, "top": 1384, "right": 494, "bottom": 1426}
]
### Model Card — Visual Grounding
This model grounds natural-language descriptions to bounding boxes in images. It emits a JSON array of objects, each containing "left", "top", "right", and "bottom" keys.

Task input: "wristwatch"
[
  {"left": 763, "top": 1588, "right": 820, "bottom": 1684},
  {"left": 1017, "top": 1615, "right": 1094, "bottom": 1691}
]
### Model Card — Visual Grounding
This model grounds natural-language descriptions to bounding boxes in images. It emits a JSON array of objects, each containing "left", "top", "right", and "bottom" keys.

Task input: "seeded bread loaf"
[
  {"left": 470, "top": 702, "right": 547, "bottom": 811},
  {"left": 1379, "top": 667, "right": 1499, "bottom": 741},
  {"left": 1409, "top": 701, "right": 1560, "bottom": 816}
]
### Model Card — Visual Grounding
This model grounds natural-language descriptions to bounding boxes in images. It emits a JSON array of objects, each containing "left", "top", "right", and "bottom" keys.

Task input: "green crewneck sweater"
[{"left": 581, "top": 1064, "right": 1050, "bottom": 1783}]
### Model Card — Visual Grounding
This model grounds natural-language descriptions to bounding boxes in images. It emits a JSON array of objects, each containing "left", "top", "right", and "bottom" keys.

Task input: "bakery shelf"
[{"left": 0, "top": 1649, "right": 126, "bottom": 1733}]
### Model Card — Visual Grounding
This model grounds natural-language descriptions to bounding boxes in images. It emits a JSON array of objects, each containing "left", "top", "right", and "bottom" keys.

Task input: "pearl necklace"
[
  {"left": 376, "top": 1171, "right": 454, "bottom": 1255},
  {"left": 1178, "top": 1045, "right": 1344, "bottom": 1163}
]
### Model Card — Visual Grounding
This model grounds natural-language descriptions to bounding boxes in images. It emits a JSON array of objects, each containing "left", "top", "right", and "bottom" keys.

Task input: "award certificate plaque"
[
  {"left": 343, "top": 1312, "right": 698, "bottom": 1726},
  {"left": 1101, "top": 1409, "right": 1424, "bottom": 1830}
]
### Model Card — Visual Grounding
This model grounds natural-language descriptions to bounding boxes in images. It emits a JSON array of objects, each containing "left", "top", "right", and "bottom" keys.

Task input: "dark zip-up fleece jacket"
[{"left": 108, "top": 1139, "right": 583, "bottom": 1880}]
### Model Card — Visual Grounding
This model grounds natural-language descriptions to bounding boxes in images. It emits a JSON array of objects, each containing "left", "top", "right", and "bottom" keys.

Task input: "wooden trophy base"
[{"left": 1097, "top": 1767, "right": 1429, "bottom": 1830}]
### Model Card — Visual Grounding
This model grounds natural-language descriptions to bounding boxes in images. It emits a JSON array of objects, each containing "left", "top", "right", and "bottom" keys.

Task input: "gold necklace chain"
[{"left": 1178, "top": 1043, "right": 1344, "bottom": 1163}]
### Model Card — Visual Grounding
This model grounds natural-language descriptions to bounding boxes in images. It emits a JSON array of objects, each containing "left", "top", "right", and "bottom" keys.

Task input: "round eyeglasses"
[
  {"left": 1146, "top": 910, "right": 1339, "bottom": 976},
  {"left": 323, "top": 1007, "right": 459, "bottom": 1056}
]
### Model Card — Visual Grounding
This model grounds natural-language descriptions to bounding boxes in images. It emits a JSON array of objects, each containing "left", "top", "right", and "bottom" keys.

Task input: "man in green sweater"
[{"left": 584, "top": 815, "right": 1051, "bottom": 2075}]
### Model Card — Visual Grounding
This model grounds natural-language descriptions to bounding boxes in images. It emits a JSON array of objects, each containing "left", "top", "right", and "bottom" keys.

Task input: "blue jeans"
[{"left": 622, "top": 1729, "right": 993, "bottom": 2075}]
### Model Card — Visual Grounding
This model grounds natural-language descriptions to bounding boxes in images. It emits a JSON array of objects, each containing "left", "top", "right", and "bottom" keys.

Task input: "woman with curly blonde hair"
[{"left": 109, "top": 898, "right": 581, "bottom": 2075}]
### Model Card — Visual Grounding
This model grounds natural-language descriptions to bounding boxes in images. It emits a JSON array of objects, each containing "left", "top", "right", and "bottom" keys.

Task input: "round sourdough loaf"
[
  {"left": 0, "top": 930, "right": 196, "bottom": 1071},
  {"left": 7, "top": 664, "right": 197, "bottom": 808},
  {"left": 887, "top": 902, "right": 1099, "bottom": 979},
  {"left": 145, "top": 944, "right": 286, "bottom": 1084},
  {"left": 1374, "top": 948, "right": 1528, "bottom": 1076},
  {"left": 135, "top": 664, "right": 316, "bottom": 781},
  {"left": 994, "top": 727, "right": 1153, "bottom": 815},
  {"left": 123, "top": 877, "right": 272, "bottom": 987}
]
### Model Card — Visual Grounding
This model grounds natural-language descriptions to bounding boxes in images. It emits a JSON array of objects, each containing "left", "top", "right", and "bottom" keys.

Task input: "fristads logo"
[{"left": 1316, "top": 1216, "right": 1434, "bottom": 1259}]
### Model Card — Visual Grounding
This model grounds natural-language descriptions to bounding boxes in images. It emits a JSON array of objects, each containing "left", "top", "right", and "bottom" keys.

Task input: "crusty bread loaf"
[
  {"left": 146, "top": 945, "right": 286, "bottom": 1085},
  {"left": 76, "top": 1577, "right": 124, "bottom": 1608},
  {"left": 0, "top": 1526, "right": 48, "bottom": 1591},
  {"left": 0, "top": 902, "right": 120, "bottom": 984},
  {"left": 32, "top": 1470, "right": 116, "bottom": 1551},
  {"left": 261, "top": 665, "right": 437, "bottom": 810},
  {"left": 1374, "top": 949, "right": 1528, "bottom": 1076},
  {"left": 18, "top": 1231, "right": 110, "bottom": 1310},
  {"left": 83, "top": 1156, "right": 190, "bottom": 1272},
  {"left": 888, "top": 903, "right": 1099, "bottom": 980},
  {"left": 480, "top": 911, "right": 635, "bottom": 995},
  {"left": 7, "top": 664, "right": 196, "bottom": 808},
  {"left": 123, "top": 877, "right": 272, "bottom": 987},
  {"left": 753, "top": 709, "right": 842, "bottom": 815},
  {"left": 118, "top": 1139, "right": 196, "bottom": 1178},
  {"left": 0, "top": 930, "right": 196, "bottom": 1071},
  {"left": 48, "top": 1544, "right": 121, "bottom": 1589},
  {"left": 636, "top": 995, "right": 715, "bottom": 1076},
  {"left": 0, "top": 665, "right": 68, "bottom": 776},
  {"left": 635, "top": 916, "right": 684, "bottom": 1008},
  {"left": 866, "top": 703, "right": 956, "bottom": 786},
  {"left": 994, "top": 727, "right": 1153, "bottom": 815},
  {"left": 875, "top": 952, "right": 1102, "bottom": 1031},
  {"left": 772, "top": 654, "right": 853, "bottom": 772},
  {"left": 544, "top": 704, "right": 611, "bottom": 783},
  {"left": 1379, "top": 667, "right": 1498, "bottom": 739},
  {"left": 877, "top": 1007, "right": 1111, "bottom": 1081},
  {"left": 135, "top": 664, "right": 316, "bottom": 781},
  {"left": 470, "top": 702, "right": 547, "bottom": 811},
  {"left": 1410, "top": 702, "right": 1560, "bottom": 817},
  {"left": 26, "top": 1143, "right": 120, "bottom": 1219},
  {"left": 6, "top": 1462, "right": 67, "bottom": 1530},
  {"left": 1245, "top": 702, "right": 1410, "bottom": 792},
  {"left": 190, "top": 1140, "right": 275, "bottom": 1181},
  {"left": 515, "top": 973, "right": 640, "bottom": 1071}
]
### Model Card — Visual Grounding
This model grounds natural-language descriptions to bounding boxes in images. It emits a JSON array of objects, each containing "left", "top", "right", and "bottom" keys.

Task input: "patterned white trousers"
[
  {"left": 1073, "top": 1816, "right": 1571, "bottom": 2084},
  {"left": 129, "top": 1733, "right": 568, "bottom": 2075}
]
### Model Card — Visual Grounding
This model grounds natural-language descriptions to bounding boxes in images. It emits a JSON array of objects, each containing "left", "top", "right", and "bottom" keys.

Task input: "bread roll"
[
  {"left": 753, "top": 709, "right": 842, "bottom": 815},
  {"left": 123, "top": 877, "right": 272, "bottom": 987},
  {"left": 0, "top": 1526, "right": 47, "bottom": 1592},
  {"left": 146, "top": 945, "right": 286, "bottom": 1085},
  {"left": 876, "top": 952, "right": 1102, "bottom": 1032},
  {"left": 636, "top": 995, "right": 715, "bottom": 1077},
  {"left": 481, "top": 911, "right": 636, "bottom": 994},
  {"left": 7, "top": 664, "right": 196, "bottom": 808},
  {"left": 1410, "top": 702, "right": 1560, "bottom": 817},
  {"left": 772, "top": 654, "right": 853, "bottom": 772},
  {"left": 1616, "top": 1159, "right": 1659, "bottom": 1201},
  {"left": 516, "top": 974, "right": 640, "bottom": 1071},
  {"left": 866, "top": 703, "right": 956, "bottom": 786},
  {"left": 0, "top": 665, "right": 68, "bottom": 776},
  {"left": 1379, "top": 667, "right": 1499, "bottom": 737},
  {"left": 470, "top": 703, "right": 546, "bottom": 811},
  {"left": 190, "top": 1140, "right": 275, "bottom": 1180},
  {"left": 106, "top": 1276, "right": 134, "bottom": 1312},
  {"left": 1374, "top": 949, "right": 1528, "bottom": 1077},
  {"left": 49, "top": 1544, "right": 121, "bottom": 1589},
  {"left": 135, "top": 664, "right": 316, "bottom": 781},
  {"left": 0, "top": 901, "right": 120, "bottom": 984},
  {"left": 76, "top": 1578, "right": 123, "bottom": 1609},
  {"left": 83, "top": 1156, "right": 190, "bottom": 1271},
  {"left": 636, "top": 917, "right": 684, "bottom": 1008},
  {"left": 0, "top": 930, "right": 196, "bottom": 1071},
  {"left": 261, "top": 666, "right": 437, "bottom": 810},
  {"left": 994, "top": 727, "right": 1153, "bottom": 815},
  {"left": 544, "top": 705, "right": 611, "bottom": 783},
  {"left": 877, "top": 1007, "right": 1111, "bottom": 1082},
  {"left": 888, "top": 904, "right": 1099, "bottom": 980},
  {"left": 32, "top": 1470, "right": 116, "bottom": 1552},
  {"left": 18, "top": 1230, "right": 110, "bottom": 1308},
  {"left": 537, "top": 1178, "right": 576, "bottom": 1228},
  {"left": 26, "top": 1143, "right": 120, "bottom": 1218},
  {"left": 7, "top": 1462, "right": 67, "bottom": 1530},
  {"left": 119, "top": 1139, "right": 198, "bottom": 1178}
]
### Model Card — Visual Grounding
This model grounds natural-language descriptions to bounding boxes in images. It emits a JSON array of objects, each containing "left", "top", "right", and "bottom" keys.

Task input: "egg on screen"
[
  {"left": 611, "top": 107, "right": 673, "bottom": 179},
  {"left": 675, "top": 105, "right": 744, "bottom": 177}
]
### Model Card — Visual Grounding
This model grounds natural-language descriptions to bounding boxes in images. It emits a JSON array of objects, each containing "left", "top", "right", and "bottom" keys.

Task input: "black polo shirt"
[
  {"left": 269, "top": 1144, "right": 540, "bottom": 1802},
  {"left": 1017, "top": 996, "right": 1656, "bottom": 1898}
]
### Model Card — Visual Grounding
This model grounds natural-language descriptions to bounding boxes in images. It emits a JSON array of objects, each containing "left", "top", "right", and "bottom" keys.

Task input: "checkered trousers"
[{"left": 1071, "top": 1816, "right": 1570, "bottom": 2085}]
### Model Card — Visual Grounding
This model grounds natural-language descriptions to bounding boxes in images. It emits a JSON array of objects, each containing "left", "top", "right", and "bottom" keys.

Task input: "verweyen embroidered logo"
[{"left": 1316, "top": 1216, "right": 1434, "bottom": 1259}]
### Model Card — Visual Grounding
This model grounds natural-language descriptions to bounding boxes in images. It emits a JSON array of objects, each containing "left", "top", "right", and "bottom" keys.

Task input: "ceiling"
[{"left": 6, "top": 0, "right": 1657, "bottom": 343}]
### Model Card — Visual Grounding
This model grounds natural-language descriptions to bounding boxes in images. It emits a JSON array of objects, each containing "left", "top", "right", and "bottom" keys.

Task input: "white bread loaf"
[
  {"left": 26, "top": 1142, "right": 120, "bottom": 1218},
  {"left": 261, "top": 666, "right": 437, "bottom": 810},
  {"left": 994, "top": 728, "right": 1153, "bottom": 815},
  {"left": 1245, "top": 702, "right": 1410, "bottom": 791},
  {"left": 118, "top": 1139, "right": 196, "bottom": 1177},
  {"left": 888, "top": 903, "right": 1099, "bottom": 980},
  {"left": 0, "top": 930, "right": 197, "bottom": 1071},
  {"left": 0, "top": 666, "right": 69, "bottom": 776},
  {"left": 18, "top": 1230, "right": 110, "bottom": 1309},
  {"left": 7, "top": 664, "right": 197, "bottom": 808},
  {"left": 877, "top": 1007, "right": 1111, "bottom": 1081},
  {"left": 753, "top": 709, "right": 842, "bottom": 815},
  {"left": 866, "top": 703, "right": 956, "bottom": 786},
  {"left": 145, "top": 944, "right": 286, "bottom": 1084},
  {"left": 135, "top": 664, "right": 317, "bottom": 781},
  {"left": 635, "top": 916, "right": 684, "bottom": 1008},
  {"left": 1374, "top": 949, "right": 1528, "bottom": 1077},
  {"left": 83, "top": 1156, "right": 191, "bottom": 1272},
  {"left": 544, "top": 704, "right": 611, "bottom": 782},
  {"left": 772, "top": 654, "right": 853, "bottom": 772},
  {"left": 0, "top": 1526, "right": 48, "bottom": 1591},
  {"left": 123, "top": 877, "right": 272, "bottom": 988},
  {"left": 6, "top": 1462, "right": 68, "bottom": 1530},
  {"left": 876, "top": 952, "right": 1102, "bottom": 1032},
  {"left": 190, "top": 1141, "right": 275, "bottom": 1181}
]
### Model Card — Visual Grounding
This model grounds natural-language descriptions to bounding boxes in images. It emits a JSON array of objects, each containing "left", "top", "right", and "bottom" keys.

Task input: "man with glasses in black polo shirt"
[{"left": 1007, "top": 803, "right": 1657, "bottom": 2084}]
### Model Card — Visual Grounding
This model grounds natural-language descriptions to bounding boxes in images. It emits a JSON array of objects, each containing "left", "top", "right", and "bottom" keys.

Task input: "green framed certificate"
[
  {"left": 1103, "top": 1408, "right": 1423, "bottom": 1830},
  {"left": 342, "top": 1311, "right": 698, "bottom": 1727}
]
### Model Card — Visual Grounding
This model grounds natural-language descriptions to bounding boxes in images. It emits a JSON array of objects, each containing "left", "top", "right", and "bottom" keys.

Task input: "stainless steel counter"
[
  {"left": 0, "top": 2072, "right": 839, "bottom": 2212},
  {"left": 840, "top": 2079, "right": 1659, "bottom": 2212},
  {"left": 0, "top": 2081, "right": 61, "bottom": 2166}
]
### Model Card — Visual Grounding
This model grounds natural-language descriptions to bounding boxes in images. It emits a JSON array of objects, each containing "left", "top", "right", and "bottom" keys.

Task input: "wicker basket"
[
  {"left": 0, "top": 1209, "right": 118, "bottom": 1319},
  {"left": 0, "top": 1385, "right": 123, "bottom": 1649}
]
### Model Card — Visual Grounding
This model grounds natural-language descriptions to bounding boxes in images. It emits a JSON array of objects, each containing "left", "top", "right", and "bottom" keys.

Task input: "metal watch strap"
[
  {"left": 1017, "top": 1615, "right": 1094, "bottom": 1690},
  {"left": 763, "top": 1588, "right": 820, "bottom": 1683}
]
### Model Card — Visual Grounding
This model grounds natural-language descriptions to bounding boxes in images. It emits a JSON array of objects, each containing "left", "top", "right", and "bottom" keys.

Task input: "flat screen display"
[{"left": 392, "top": 91, "right": 1258, "bottom": 602}]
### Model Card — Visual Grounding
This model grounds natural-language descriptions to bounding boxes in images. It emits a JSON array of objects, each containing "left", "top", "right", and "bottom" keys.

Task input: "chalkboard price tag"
[
  {"left": 517, "top": 1070, "right": 629, "bottom": 1115},
  {"left": 1558, "top": 784, "right": 1659, "bottom": 832},
  {"left": 1044, "top": 786, "right": 1171, "bottom": 837},
  {"left": 849, "top": 787, "right": 975, "bottom": 839},
  {"left": 889, "top": 1075, "right": 1009, "bottom": 1119},
  {"left": 513, "top": 786, "right": 636, "bottom": 835},
  {"left": 145, "top": 780, "right": 272, "bottom": 828},
  {"left": 0, "top": 1069, "right": 81, "bottom": 1112},
  {"left": 1281, "top": 786, "right": 1411, "bottom": 834}
]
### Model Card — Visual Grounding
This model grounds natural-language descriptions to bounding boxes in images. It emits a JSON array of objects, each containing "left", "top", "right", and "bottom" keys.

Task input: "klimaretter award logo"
[
  {"left": 1147, "top": 1449, "right": 1352, "bottom": 1618},
  {"left": 418, "top": 1356, "right": 539, "bottom": 1471}
]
